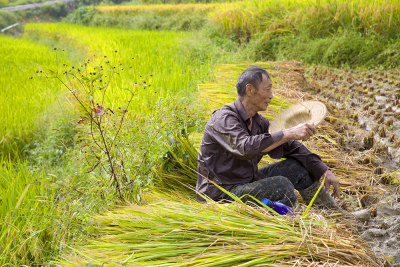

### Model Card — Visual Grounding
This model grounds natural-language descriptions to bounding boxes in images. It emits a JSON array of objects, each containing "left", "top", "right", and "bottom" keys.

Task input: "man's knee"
[
  {"left": 259, "top": 176, "right": 297, "bottom": 206},
  {"left": 285, "top": 158, "right": 308, "bottom": 175},
  {"left": 226, "top": 176, "right": 297, "bottom": 206}
]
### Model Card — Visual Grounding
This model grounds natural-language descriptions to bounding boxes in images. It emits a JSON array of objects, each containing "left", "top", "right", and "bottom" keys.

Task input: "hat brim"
[{"left": 269, "top": 101, "right": 327, "bottom": 133}]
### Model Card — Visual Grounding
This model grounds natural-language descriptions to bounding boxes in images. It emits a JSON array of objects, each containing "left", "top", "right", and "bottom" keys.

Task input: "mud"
[
  {"left": 356, "top": 186, "right": 400, "bottom": 265},
  {"left": 305, "top": 66, "right": 400, "bottom": 266},
  {"left": 308, "top": 67, "right": 400, "bottom": 170}
]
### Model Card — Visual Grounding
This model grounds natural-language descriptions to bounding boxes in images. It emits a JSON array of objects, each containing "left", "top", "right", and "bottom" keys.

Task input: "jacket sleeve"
[
  {"left": 267, "top": 140, "right": 328, "bottom": 181},
  {"left": 210, "top": 112, "right": 283, "bottom": 160}
]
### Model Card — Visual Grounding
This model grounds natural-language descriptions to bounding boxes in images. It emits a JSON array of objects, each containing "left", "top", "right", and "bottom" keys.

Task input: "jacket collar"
[{"left": 233, "top": 98, "right": 262, "bottom": 126}]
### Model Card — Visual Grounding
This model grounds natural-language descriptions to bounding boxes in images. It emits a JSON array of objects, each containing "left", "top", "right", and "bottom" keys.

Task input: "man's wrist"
[{"left": 282, "top": 129, "right": 294, "bottom": 142}]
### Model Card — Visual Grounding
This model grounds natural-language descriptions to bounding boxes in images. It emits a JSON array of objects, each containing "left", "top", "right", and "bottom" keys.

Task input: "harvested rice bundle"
[{"left": 56, "top": 196, "right": 380, "bottom": 266}]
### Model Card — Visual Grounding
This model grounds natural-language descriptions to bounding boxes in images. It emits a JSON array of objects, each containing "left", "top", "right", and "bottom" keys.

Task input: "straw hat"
[{"left": 269, "top": 101, "right": 327, "bottom": 133}]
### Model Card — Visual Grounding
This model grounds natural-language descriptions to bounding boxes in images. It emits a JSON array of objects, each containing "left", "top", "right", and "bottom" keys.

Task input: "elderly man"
[{"left": 196, "top": 66, "right": 340, "bottom": 209}]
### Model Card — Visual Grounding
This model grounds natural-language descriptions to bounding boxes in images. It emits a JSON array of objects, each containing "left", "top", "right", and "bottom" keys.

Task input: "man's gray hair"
[{"left": 236, "top": 66, "right": 270, "bottom": 96}]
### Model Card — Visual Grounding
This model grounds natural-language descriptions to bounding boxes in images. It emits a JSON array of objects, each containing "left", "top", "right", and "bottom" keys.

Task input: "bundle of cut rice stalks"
[{"left": 56, "top": 194, "right": 381, "bottom": 266}]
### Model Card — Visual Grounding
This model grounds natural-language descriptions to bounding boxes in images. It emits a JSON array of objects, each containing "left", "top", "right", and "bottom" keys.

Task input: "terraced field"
[{"left": 2, "top": 0, "right": 400, "bottom": 265}]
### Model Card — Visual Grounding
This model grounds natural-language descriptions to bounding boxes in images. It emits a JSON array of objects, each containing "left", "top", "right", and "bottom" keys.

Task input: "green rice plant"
[
  {"left": 212, "top": 0, "right": 400, "bottom": 41},
  {"left": 0, "top": 35, "right": 67, "bottom": 157},
  {"left": 153, "top": 131, "right": 198, "bottom": 196},
  {"left": 55, "top": 194, "right": 380, "bottom": 266},
  {"left": 0, "top": 160, "right": 61, "bottom": 265},
  {"left": 97, "top": 3, "right": 219, "bottom": 14},
  {"left": 24, "top": 23, "right": 213, "bottom": 116},
  {"left": 23, "top": 23, "right": 214, "bottom": 200}
]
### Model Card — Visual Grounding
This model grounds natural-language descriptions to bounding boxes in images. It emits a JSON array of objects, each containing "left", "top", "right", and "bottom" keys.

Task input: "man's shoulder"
[{"left": 211, "top": 102, "right": 238, "bottom": 119}]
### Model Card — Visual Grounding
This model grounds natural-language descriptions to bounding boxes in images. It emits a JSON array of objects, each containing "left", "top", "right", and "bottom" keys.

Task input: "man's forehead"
[{"left": 262, "top": 75, "right": 273, "bottom": 86}]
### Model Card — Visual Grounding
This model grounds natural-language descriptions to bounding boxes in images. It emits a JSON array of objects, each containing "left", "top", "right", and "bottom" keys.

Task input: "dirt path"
[{"left": 0, "top": 0, "right": 74, "bottom": 11}]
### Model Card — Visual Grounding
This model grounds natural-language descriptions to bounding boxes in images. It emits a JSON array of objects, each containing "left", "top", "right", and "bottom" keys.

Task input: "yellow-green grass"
[
  {"left": 24, "top": 23, "right": 213, "bottom": 116},
  {"left": 0, "top": 35, "right": 67, "bottom": 157},
  {"left": 0, "top": 160, "right": 62, "bottom": 265},
  {"left": 212, "top": 0, "right": 400, "bottom": 41}
]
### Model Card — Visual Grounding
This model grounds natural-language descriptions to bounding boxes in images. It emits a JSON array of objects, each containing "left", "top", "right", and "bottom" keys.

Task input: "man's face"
[{"left": 250, "top": 75, "right": 273, "bottom": 112}]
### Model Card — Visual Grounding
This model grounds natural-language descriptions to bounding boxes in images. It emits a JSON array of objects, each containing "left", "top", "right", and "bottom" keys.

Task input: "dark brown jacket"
[{"left": 196, "top": 99, "right": 328, "bottom": 201}]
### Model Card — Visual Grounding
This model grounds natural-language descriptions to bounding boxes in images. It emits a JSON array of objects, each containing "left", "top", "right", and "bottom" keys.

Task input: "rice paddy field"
[
  {"left": 0, "top": 35, "right": 66, "bottom": 157},
  {"left": 1, "top": 0, "right": 400, "bottom": 265}
]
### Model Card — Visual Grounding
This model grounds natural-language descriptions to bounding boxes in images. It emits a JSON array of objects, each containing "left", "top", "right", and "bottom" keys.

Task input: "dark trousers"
[{"left": 225, "top": 158, "right": 314, "bottom": 207}]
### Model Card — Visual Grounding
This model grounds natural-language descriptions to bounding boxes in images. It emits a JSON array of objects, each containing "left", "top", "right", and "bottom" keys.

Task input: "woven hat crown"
[{"left": 269, "top": 101, "right": 327, "bottom": 133}]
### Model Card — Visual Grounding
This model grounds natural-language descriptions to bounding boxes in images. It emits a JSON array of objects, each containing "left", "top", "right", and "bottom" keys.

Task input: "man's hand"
[
  {"left": 323, "top": 169, "right": 340, "bottom": 198},
  {"left": 283, "top": 123, "right": 316, "bottom": 141}
]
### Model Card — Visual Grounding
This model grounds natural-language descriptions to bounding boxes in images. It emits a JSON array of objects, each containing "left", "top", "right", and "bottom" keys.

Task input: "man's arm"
[
  {"left": 211, "top": 112, "right": 283, "bottom": 160},
  {"left": 262, "top": 123, "right": 316, "bottom": 153},
  {"left": 262, "top": 122, "right": 341, "bottom": 198}
]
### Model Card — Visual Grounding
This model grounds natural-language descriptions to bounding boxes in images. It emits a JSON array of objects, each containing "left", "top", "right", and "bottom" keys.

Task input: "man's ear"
[{"left": 245, "top": 83, "right": 254, "bottom": 96}]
